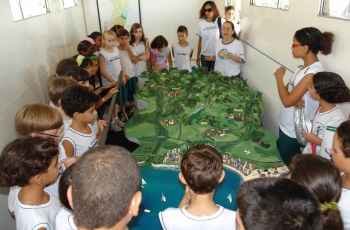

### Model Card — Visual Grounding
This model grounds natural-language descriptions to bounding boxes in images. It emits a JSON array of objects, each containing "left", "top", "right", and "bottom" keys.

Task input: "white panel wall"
[
  {"left": 0, "top": 1, "right": 88, "bottom": 228},
  {"left": 240, "top": 1, "right": 350, "bottom": 135}
]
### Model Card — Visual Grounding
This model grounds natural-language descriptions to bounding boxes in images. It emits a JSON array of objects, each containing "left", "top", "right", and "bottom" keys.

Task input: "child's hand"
[
  {"left": 105, "top": 88, "right": 118, "bottom": 100},
  {"left": 98, "top": 119, "right": 107, "bottom": 133},
  {"left": 138, "top": 54, "right": 148, "bottom": 61},
  {"left": 196, "top": 57, "right": 201, "bottom": 67},
  {"left": 121, "top": 76, "right": 126, "bottom": 85},
  {"left": 125, "top": 75, "right": 131, "bottom": 81},
  {"left": 274, "top": 67, "right": 286, "bottom": 79},
  {"left": 154, "top": 65, "right": 161, "bottom": 73},
  {"left": 294, "top": 99, "right": 305, "bottom": 108},
  {"left": 103, "top": 82, "right": 117, "bottom": 90},
  {"left": 302, "top": 132, "right": 318, "bottom": 144},
  {"left": 61, "top": 156, "right": 80, "bottom": 168}
]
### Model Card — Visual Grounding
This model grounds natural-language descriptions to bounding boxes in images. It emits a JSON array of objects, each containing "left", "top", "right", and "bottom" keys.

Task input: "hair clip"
[{"left": 320, "top": 200, "right": 338, "bottom": 212}]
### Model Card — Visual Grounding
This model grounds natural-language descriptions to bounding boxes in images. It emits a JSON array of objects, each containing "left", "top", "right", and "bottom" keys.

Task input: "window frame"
[
  {"left": 61, "top": 0, "right": 78, "bottom": 9},
  {"left": 319, "top": 0, "right": 350, "bottom": 21},
  {"left": 8, "top": 0, "right": 51, "bottom": 22},
  {"left": 250, "top": 0, "right": 289, "bottom": 11}
]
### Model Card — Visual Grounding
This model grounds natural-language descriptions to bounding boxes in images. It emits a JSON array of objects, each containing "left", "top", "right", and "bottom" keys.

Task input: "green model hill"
[{"left": 125, "top": 68, "right": 284, "bottom": 171}]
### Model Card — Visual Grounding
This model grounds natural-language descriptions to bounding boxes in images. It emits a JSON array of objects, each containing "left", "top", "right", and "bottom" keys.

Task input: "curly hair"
[
  {"left": 313, "top": 72, "right": 350, "bottom": 103},
  {"left": 294, "top": 27, "right": 334, "bottom": 55},
  {"left": 0, "top": 137, "right": 59, "bottom": 187}
]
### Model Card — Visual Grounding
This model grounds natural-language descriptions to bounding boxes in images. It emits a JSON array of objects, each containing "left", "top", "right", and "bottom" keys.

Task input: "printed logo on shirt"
[
  {"left": 110, "top": 56, "right": 120, "bottom": 62},
  {"left": 137, "top": 52, "right": 145, "bottom": 56},
  {"left": 217, "top": 48, "right": 228, "bottom": 60},
  {"left": 204, "top": 26, "right": 218, "bottom": 31},
  {"left": 176, "top": 52, "right": 188, "bottom": 56}
]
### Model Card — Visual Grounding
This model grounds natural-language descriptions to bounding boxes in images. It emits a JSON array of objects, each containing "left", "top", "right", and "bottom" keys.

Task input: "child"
[
  {"left": 77, "top": 40, "right": 95, "bottom": 56},
  {"left": 99, "top": 30, "right": 127, "bottom": 131},
  {"left": 89, "top": 31, "right": 102, "bottom": 56},
  {"left": 302, "top": 72, "right": 350, "bottom": 155},
  {"left": 55, "top": 165, "right": 77, "bottom": 230},
  {"left": 61, "top": 85, "right": 106, "bottom": 157},
  {"left": 0, "top": 137, "right": 62, "bottom": 229},
  {"left": 205, "top": 21, "right": 244, "bottom": 77},
  {"left": 117, "top": 28, "right": 138, "bottom": 109},
  {"left": 150, "top": 35, "right": 173, "bottom": 72},
  {"left": 288, "top": 154, "right": 343, "bottom": 229},
  {"left": 130, "top": 23, "right": 150, "bottom": 87},
  {"left": 65, "top": 66, "right": 91, "bottom": 88},
  {"left": 172, "top": 25, "right": 194, "bottom": 72},
  {"left": 274, "top": 27, "right": 334, "bottom": 166},
  {"left": 159, "top": 143, "right": 236, "bottom": 229},
  {"left": 331, "top": 120, "right": 350, "bottom": 229},
  {"left": 236, "top": 177, "right": 322, "bottom": 230},
  {"left": 224, "top": 6, "right": 240, "bottom": 38},
  {"left": 56, "top": 58, "right": 78, "bottom": 76},
  {"left": 48, "top": 77, "right": 77, "bottom": 132},
  {"left": 67, "top": 145, "right": 141, "bottom": 229}
]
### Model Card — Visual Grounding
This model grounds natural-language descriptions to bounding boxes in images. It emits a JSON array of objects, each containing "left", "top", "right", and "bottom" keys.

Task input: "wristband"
[{"left": 102, "top": 97, "right": 106, "bottom": 102}]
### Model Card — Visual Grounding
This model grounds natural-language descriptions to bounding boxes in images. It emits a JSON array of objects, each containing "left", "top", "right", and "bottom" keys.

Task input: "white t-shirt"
[
  {"left": 133, "top": 41, "right": 148, "bottom": 77},
  {"left": 318, "top": 120, "right": 342, "bottom": 160},
  {"left": 119, "top": 45, "right": 136, "bottom": 78},
  {"left": 14, "top": 187, "right": 61, "bottom": 230},
  {"left": 159, "top": 205, "right": 236, "bottom": 230},
  {"left": 303, "top": 105, "right": 345, "bottom": 154},
  {"left": 62, "top": 125, "right": 98, "bottom": 157},
  {"left": 279, "top": 62, "right": 323, "bottom": 138},
  {"left": 214, "top": 38, "right": 245, "bottom": 76},
  {"left": 339, "top": 188, "right": 350, "bottom": 230},
  {"left": 99, "top": 47, "right": 122, "bottom": 85},
  {"left": 55, "top": 207, "right": 77, "bottom": 230},
  {"left": 150, "top": 47, "right": 170, "bottom": 69},
  {"left": 172, "top": 43, "right": 194, "bottom": 72},
  {"left": 196, "top": 18, "right": 224, "bottom": 56}
]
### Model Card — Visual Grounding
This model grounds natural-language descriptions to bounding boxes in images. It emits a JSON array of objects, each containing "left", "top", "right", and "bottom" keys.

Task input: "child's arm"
[
  {"left": 127, "top": 45, "right": 138, "bottom": 64},
  {"left": 172, "top": 46, "right": 175, "bottom": 58},
  {"left": 167, "top": 52, "right": 173, "bottom": 69},
  {"left": 62, "top": 140, "right": 75, "bottom": 158},
  {"left": 61, "top": 156, "right": 80, "bottom": 168},
  {"left": 96, "top": 119, "right": 107, "bottom": 143},
  {"left": 137, "top": 42, "right": 150, "bottom": 61},
  {"left": 302, "top": 132, "right": 323, "bottom": 146},
  {"left": 99, "top": 54, "right": 117, "bottom": 83},
  {"left": 178, "top": 185, "right": 191, "bottom": 208},
  {"left": 196, "top": 37, "right": 202, "bottom": 66},
  {"left": 94, "top": 82, "right": 117, "bottom": 95},
  {"left": 190, "top": 50, "right": 193, "bottom": 60},
  {"left": 149, "top": 50, "right": 161, "bottom": 73}
]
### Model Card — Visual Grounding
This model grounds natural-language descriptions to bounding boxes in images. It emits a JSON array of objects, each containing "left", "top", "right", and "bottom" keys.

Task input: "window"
[
  {"left": 226, "top": 0, "right": 232, "bottom": 6},
  {"left": 250, "top": 0, "right": 289, "bottom": 10},
  {"left": 9, "top": 0, "right": 50, "bottom": 21},
  {"left": 61, "top": 0, "right": 77, "bottom": 9},
  {"left": 320, "top": 0, "right": 350, "bottom": 20}
]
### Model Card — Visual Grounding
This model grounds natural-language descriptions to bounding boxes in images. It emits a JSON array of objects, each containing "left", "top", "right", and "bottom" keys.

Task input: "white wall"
[
  {"left": 0, "top": 1, "right": 88, "bottom": 228},
  {"left": 240, "top": 1, "right": 350, "bottom": 135}
]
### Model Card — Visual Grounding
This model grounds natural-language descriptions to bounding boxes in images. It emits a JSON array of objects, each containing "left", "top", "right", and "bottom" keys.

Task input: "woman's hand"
[
  {"left": 274, "top": 67, "right": 286, "bottom": 79},
  {"left": 204, "top": 55, "right": 215, "bottom": 61}
]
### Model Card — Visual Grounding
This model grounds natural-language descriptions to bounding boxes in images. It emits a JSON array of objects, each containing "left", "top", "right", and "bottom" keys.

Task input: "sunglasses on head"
[{"left": 204, "top": 8, "right": 213, "bottom": 12}]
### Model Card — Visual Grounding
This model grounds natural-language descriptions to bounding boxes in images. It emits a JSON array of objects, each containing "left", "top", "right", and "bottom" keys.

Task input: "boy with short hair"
[
  {"left": 61, "top": 85, "right": 106, "bottom": 158},
  {"left": 172, "top": 25, "right": 194, "bottom": 72},
  {"left": 159, "top": 143, "right": 236, "bottom": 229},
  {"left": 236, "top": 177, "right": 322, "bottom": 230},
  {"left": 67, "top": 145, "right": 142, "bottom": 230}
]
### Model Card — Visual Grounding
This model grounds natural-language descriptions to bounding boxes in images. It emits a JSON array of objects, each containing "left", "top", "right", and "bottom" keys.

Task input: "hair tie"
[{"left": 321, "top": 201, "right": 338, "bottom": 212}]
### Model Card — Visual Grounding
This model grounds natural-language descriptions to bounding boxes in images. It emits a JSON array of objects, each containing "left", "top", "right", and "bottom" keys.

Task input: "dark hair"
[
  {"left": 225, "top": 6, "right": 235, "bottom": 12},
  {"left": 89, "top": 31, "right": 102, "bottom": 41},
  {"left": 48, "top": 77, "right": 78, "bottom": 106},
  {"left": 61, "top": 85, "right": 100, "bottom": 117},
  {"left": 80, "top": 57, "right": 93, "bottom": 68},
  {"left": 130, "top": 23, "right": 146, "bottom": 45},
  {"left": 77, "top": 40, "right": 94, "bottom": 56},
  {"left": 289, "top": 154, "right": 343, "bottom": 230},
  {"left": 72, "top": 146, "right": 141, "bottom": 229},
  {"left": 56, "top": 58, "right": 78, "bottom": 76},
  {"left": 116, "top": 28, "right": 129, "bottom": 38},
  {"left": 237, "top": 177, "right": 322, "bottom": 230},
  {"left": 181, "top": 143, "right": 223, "bottom": 194},
  {"left": 150, "top": 35, "right": 168, "bottom": 49},
  {"left": 313, "top": 72, "right": 350, "bottom": 104},
  {"left": 177, "top": 25, "right": 188, "bottom": 35},
  {"left": 65, "top": 66, "right": 89, "bottom": 82},
  {"left": 0, "top": 137, "right": 59, "bottom": 187},
  {"left": 15, "top": 103, "right": 63, "bottom": 135},
  {"left": 294, "top": 27, "right": 334, "bottom": 55},
  {"left": 59, "top": 164, "right": 74, "bottom": 210},
  {"left": 336, "top": 120, "right": 350, "bottom": 158},
  {"left": 111, "top": 25, "right": 124, "bottom": 34},
  {"left": 223, "top": 21, "right": 239, "bottom": 39},
  {"left": 199, "top": 1, "right": 221, "bottom": 20}
]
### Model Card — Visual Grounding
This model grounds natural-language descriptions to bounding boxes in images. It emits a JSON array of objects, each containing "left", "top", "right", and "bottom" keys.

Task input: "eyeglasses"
[
  {"left": 37, "top": 127, "right": 64, "bottom": 139},
  {"left": 292, "top": 43, "right": 302, "bottom": 48},
  {"left": 204, "top": 8, "right": 213, "bottom": 12}
]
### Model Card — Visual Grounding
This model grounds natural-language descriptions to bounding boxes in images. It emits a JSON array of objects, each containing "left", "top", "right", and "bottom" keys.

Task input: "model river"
[{"left": 128, "top": 164, "right": 243, "bottom": 229}]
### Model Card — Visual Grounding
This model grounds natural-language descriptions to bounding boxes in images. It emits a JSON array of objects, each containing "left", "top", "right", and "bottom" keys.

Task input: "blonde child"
[
  {"left": 331, "top": 120, "right": 350, "bottom": 229},
  {"left": 172, "top": 25, "right": 194, "bottom": 72},
  {"left": 99, "top": 30, "right": 127, "bottom": 131},
  {"left": 0, "top": 137, "right": 62, "bottom": 229},
  {"left": 117, "top": 28, "right": 138, "bottom": 110},
  {"left": 150, "top": 35, "right": 173, "bottom": 72},
  {"left": 302, "top": 72, "right": 350, "bottom": 155},
  {"left": 130, "top": 23, "right": 150, "bottom": 87}
]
